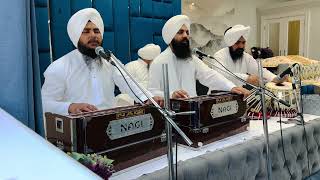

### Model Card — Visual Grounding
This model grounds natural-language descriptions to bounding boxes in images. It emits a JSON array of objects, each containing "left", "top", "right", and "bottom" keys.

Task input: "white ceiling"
[
  {"left": 183, "top": 0, "right": 298, "bottom": 8},
  {"left": 182, "top": 0, "right": 300, "bottom": 16}
]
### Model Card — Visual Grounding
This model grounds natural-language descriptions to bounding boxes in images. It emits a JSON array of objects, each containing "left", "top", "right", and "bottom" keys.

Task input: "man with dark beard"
[
  {"left": 212, "top": 25, "right": 285, "bottom": 86},
  {"left": 148, "top": 15, "right": 250, "bottom": 99},
  {"left": 42, "top": 8, "right": 162, "bottom": 115}
]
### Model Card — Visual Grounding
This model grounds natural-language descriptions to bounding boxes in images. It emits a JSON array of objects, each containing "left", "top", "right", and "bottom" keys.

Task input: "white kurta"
[
  {"left": 125, "top": 59, "right": 149, "bottom": 88},
  {"left": 41, "top": 49, "right": 149, "bottom": 115},
  {"left": 114, "top": 59, "right": 150, "bottom": 107},
  {"left": 148, "top": 47, "right": 236, "bottom": 97},
  {"left": 212, "top": 47, "right": 276, "bottom": 86}
]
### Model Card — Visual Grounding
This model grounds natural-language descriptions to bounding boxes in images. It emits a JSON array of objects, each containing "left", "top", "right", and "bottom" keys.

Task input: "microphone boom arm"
[
  {"left": 199, "top": 54, "right": 290, "bottom": 107},
  {"left": 108, "top": 51, "right": 193, "bottom": 146}
]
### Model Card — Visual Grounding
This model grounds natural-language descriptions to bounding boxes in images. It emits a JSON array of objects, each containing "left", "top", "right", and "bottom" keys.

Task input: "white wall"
[
  {"left": 257, "top": 0, "right": 320, "bottom": 60},
  {"left": 183, "top": 0, "right": 320, "bottom": 60},
  {"left": 308, "top": 6, "right": 320, "bottom": 60},
  {"left": 182, "top": 0, "right": 277, "bottom": 50}
]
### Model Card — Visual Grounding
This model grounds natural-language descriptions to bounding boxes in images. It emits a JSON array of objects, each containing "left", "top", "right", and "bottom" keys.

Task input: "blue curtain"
[{"left": 0, "top": 0, "right": 44, "bottom": 136}]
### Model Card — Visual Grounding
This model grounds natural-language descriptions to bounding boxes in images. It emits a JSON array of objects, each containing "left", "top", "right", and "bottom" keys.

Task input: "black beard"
[
  {"left": 77, "top": 41, "right": 100, "bottom": 59},
  {"left": 82, "top": 54, "right": 102, "bottom": 70},
  {"left": 229, "top": 47, "right": 244, "bottom": 61},
  {"left": 78, "top": 41, "right": 102, "bottom": 69},
  {"left": 171, "top": 38, "right": 191, "bottom": 59}
]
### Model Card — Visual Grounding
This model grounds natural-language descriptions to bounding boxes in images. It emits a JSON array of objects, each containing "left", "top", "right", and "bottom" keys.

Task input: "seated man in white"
[
  {"left": 41, "top": 8, "right": 162, "bottom": 115},
  {"left": 115, "top": 44, "right": 161, "bottom": 106},
  {"left": 211, "top": 24, "right": 286, "bottom": 87},
  {"left": 148, "top": 15, "right": 250, "bottom": 99}
]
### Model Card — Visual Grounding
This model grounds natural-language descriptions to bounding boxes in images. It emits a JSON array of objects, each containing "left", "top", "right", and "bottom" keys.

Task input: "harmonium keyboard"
[
  {"left": 45, "top": 104, "right": 166, "bottom": 171},
  {"left": 171, "top": 91, "right": 249, "bottom": 148}
]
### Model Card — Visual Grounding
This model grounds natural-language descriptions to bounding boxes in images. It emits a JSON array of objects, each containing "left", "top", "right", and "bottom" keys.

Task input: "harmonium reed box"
[
  {"left": 171, "top": 91, "right": 249, "bottom": 148},
  {"left": 45, "top": 104, "right": 167, "bottom": 170}
]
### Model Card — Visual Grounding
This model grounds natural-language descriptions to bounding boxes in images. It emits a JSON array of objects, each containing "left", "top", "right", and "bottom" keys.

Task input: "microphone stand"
[
  {"left": 200, "top": 55, "right": 290, "bottom": 107},
  {"left": 199, "top": 54, "right": 291, "bottom": 180},
  {"left": 256, "top": 58, "right": 272, "bottom": 180},
  {"left": 108, "top": 52, "right": 194, "bottom": 180},
  {"left": 163, "top": 64, "right": 175, "bottom": 180},
  {"left": 289, "top": 64, "right": 305, "bottom": 125}
]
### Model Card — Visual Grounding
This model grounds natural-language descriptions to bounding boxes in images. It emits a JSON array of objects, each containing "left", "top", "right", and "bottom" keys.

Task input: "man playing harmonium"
[
  {"left": 148, "top": 15, "right": 250, "bottom": 99},
  {"left": 41, "top": 8, "right": 162, "bottom": 115},
  {"left": 212, "top": 24, "right": 287, "bottom": 87}
]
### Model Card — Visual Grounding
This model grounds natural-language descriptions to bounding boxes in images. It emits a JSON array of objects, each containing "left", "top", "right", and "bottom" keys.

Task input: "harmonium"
[
  {"left": 45, "top": 104, "right": 167, "bottom": 171},
  {"left": 171, "top": 91, "right": 249, "bottom": 148}
]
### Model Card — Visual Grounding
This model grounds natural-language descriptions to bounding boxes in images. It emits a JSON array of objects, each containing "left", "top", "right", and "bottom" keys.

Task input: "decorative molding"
[{"left": 258, "top": 0, "right": 320, "bottom": 15}]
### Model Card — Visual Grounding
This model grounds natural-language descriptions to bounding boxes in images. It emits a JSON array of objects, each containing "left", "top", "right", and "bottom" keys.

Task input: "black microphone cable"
[
  {"left": 100, "top": 55, "right": 145, "bottom": 105},
  {"left": 193, "top": 49, "right": 292, "bottom": 114},
  {"left": 197, "top": 52, "right": 302, "bottom": 178},
  {"left": 110, "top": 56, "right": 181, "bottom": 180},
  {"left": 111, "top": 58, "right": 182, "bottom": 180},
  {"left": 95, "top": 47, "right": 162, "bottom": 107},
  {"left": 287, "top": 64, "right": 310, "bottom": 176},
  {"left": 277, "top": 102, "right": 294, "bottom": 178},
  {"left": 199, "top": 55, "right": 281, "bottom": 103},
  {"left": 193, "top": 49, "right": 282, "bottom": 95},
  {"left": 213, "top": 54, "right": 310, "bottom": 176},
  {"left": 96, "top": 47, "right": 156, "bottom": 107},
  {"left": 100, "top": 51, "right": 175, "bottom": 112},
  {"left": 296, "top": 64, "right": 311, "bottom": 176},
  {"left": 273, "top": 63, "right": 310, "bottom": 178},
  {"left": 101, "top": 54, "right": 168, "bottom": 115},
  {"left": 96, "top": 48, "right": 169, "bottom": 117},
  {"left": 98, "top": 50, "right": 185, "bottom": 179},
  {"left": 195, "top": 51, "right": 292, "bottom": 114}
]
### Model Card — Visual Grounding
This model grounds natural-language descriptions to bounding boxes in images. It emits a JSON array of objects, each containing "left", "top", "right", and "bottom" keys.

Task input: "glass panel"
[
  {"left": 288, "top": 20, "right": 300, "bottom": 55},
  {"left": 268, "top": 23, "right": 280, "bottom": 56}
]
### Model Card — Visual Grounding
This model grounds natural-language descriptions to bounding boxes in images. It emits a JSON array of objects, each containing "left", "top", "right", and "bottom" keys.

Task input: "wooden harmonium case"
[
  {"left": 171, "top": 91, "right": 249, "bottom": 148},
  {"left": 45, "top": 104, "right": 166, "bottom": 170}
]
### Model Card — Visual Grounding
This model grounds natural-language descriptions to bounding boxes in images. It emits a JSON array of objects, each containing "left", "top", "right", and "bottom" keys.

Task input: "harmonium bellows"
[
  {"left": 171, "top": 91, "right": 249, "bottom": 148},
  {"left": 45, "top": 104, "right": 166, "bottom": 171}
]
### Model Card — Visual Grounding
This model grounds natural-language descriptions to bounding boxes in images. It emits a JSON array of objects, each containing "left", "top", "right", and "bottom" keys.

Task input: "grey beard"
[{"left": 83, "top": 55, "right": 102, "bottom": 70}]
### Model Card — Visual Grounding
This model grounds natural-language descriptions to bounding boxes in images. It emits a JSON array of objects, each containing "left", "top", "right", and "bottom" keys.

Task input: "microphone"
[
  {"left": 193, "top": 47, "right": 291, "bottom": 107},
  {"left": 276, "top": 63, "right": 298, "bottom": 79},
  {"left": 279, "top": 99, "right": 291, "bottom": 107},
  {"left": 251, "top": 47, "right": 261, "bottom": 59},
  {"left": 192, "top": 48, "right": 214, "bottom": 59},
  {"left": 95, "top": 46, "right": 115, "bottom": 66}
]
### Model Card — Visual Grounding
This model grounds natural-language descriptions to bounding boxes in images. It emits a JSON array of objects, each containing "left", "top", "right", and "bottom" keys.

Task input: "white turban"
[
  {"left": 162, "top": 15, "right": 191, "bottom": 45},
  {"left": 224, "top": 24, "right": 250, "bottom": 47},
  {"left": 138, "top": 44, "right": 161, "bottom": 60},
  {"left": 67, "top": 8, "right": 104, "bottom": 48}
]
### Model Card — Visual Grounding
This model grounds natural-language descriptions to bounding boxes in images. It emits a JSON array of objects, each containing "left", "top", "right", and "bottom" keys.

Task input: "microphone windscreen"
[
  {"left": 95, "top": 46, "right": 104, "bottom": 55},
  {"left": 192, "top": 48, "right": 199, "bottom": 54}
]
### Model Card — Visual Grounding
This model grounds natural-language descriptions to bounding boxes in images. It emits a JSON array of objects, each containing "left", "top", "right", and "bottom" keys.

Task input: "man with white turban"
[
  {"left": 148, "top": 15, "right": 250, "bottom": 99},
  {"left": 42, "top": 8, "right": 162, "bottom": 115},
  {"left": 212, "top": 24, "right": 285, "bottom": 87},
  {"left": 126, "top": 43, "right": 161, "bottom": 88},
  {"left": 115, "top": 43, "right": 161, "bottom": 106}
]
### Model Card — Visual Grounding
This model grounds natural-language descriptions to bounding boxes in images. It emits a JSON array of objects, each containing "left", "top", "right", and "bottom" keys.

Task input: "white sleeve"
[
  {"left": 113, "top": 63, "right": 151, "bottom": 103},
  {"left": 148, "top": 61, "right": 164, "bottom": 97},
  {"left": 41, "top": 64, "right": 71, "bottom": 115},
  {"left": 211, "top": 52, "right": 248, "bottom": 83},
  {"left": 234, "top": 73, "right": 249, "bottom": 81},
  {"left": 212, "top": 53, "right": 265, "bottom": 83},
  {"left": 246, "top": 55, "right": 276, "bottom": 81},
  {"left": 195, "top": 58, "right": 236, "bottom": 91},
  {"left": 125, "top": 62, "right": 137, "bottom": 79}
]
